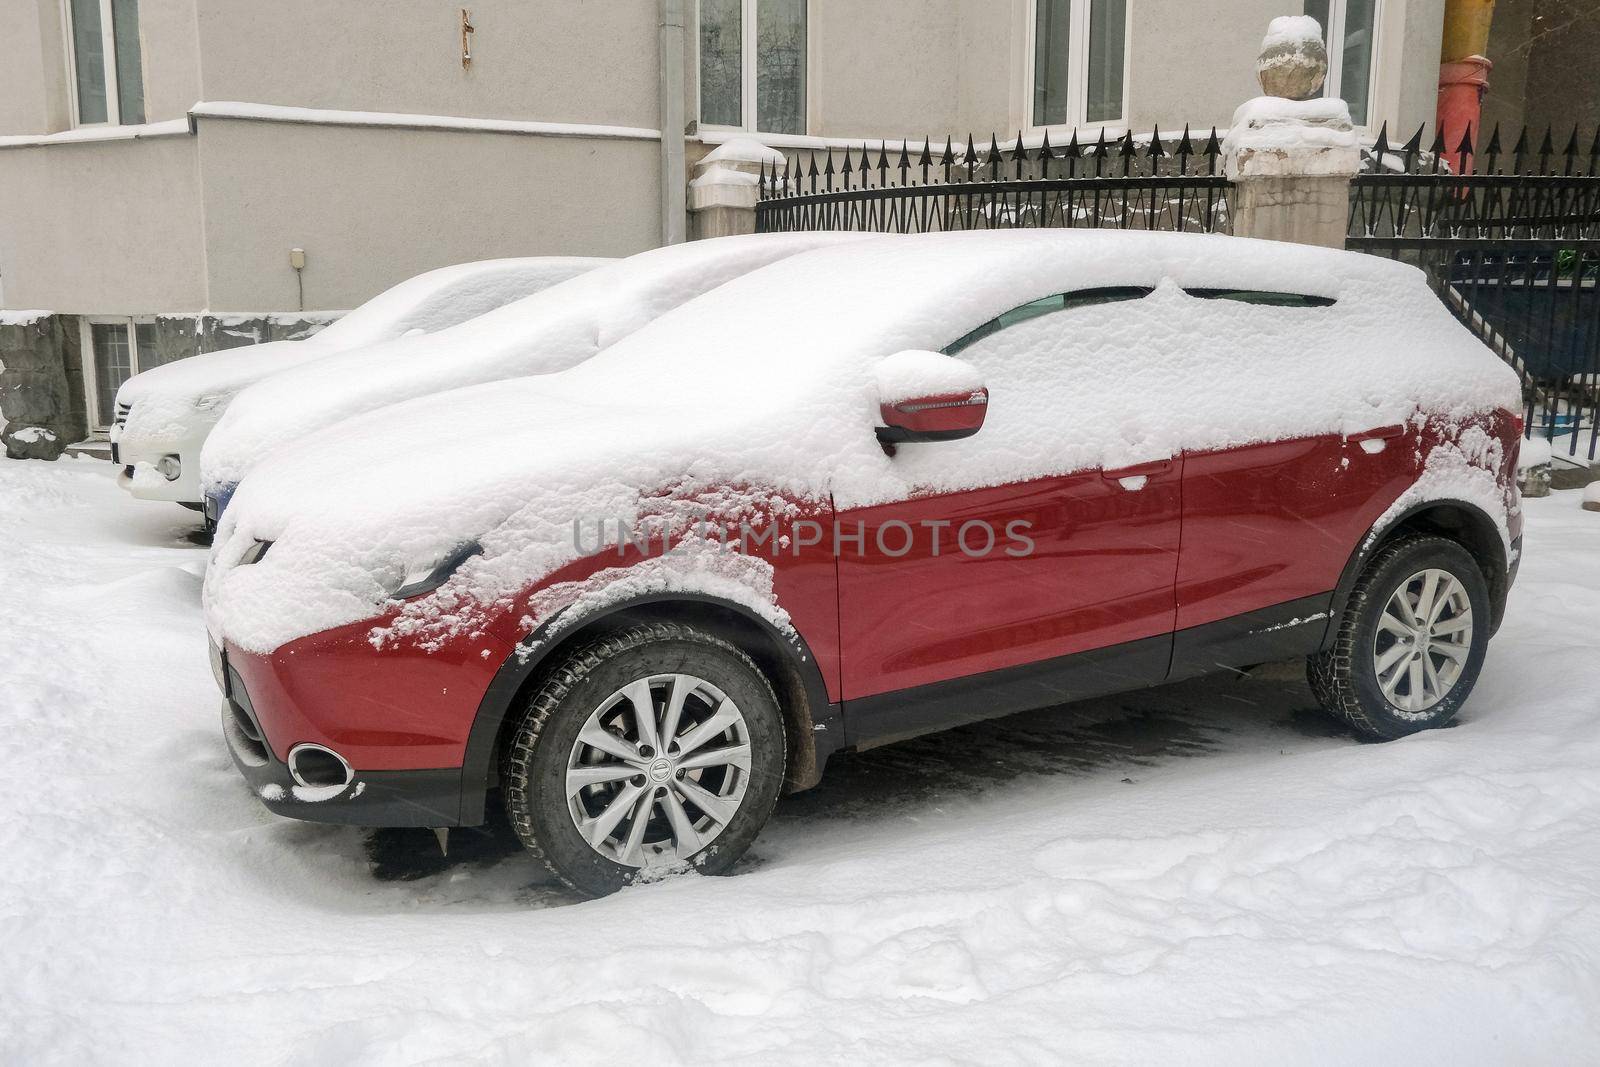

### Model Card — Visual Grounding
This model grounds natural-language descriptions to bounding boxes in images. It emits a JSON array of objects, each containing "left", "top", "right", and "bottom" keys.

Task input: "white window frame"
[
  {"left": 60, "top": 0, "right": 141, "bottom": 128},
  {"left": 695, "top": 0, "right": 810, "bottom": 136},
  {"left": 79, "top": 315, "right": 152, "bottom": 434},
  {"left": 1023, "top": 0, "right": 1133, "bottom": 135},
  {"left": 1314, "top": 0, "right": 1386, "bottom": 132}
]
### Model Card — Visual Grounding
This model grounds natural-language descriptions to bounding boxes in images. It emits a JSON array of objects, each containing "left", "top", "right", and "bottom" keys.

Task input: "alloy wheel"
[
  {"left": 1372, "top": 567, "right": 1475, "bottom": 717},
  {"left": 564, "top": 673, "right": 753, "bottom": 867}
]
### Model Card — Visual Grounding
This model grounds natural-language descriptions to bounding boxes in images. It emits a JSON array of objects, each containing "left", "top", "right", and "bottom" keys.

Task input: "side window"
[
  {"left": 1186, "top": 289, "right": 1336, "bottom": 307},
  {"left": 944, "top": 286, "right": 1152, "bottom": 355}
]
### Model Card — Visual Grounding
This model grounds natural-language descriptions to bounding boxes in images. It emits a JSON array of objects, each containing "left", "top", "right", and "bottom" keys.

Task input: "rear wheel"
[
  {"left": 502, "top": 622, "right": 786, "bottom": 897},
  {"left": 1309, "top": 536, "right": 1491, "bottom": 740}
]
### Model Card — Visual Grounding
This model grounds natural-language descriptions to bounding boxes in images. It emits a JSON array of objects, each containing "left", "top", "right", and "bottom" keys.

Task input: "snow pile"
[
  {"left": 1259, "top": 14, "right": 1324, "bottom": 55},
  {"left": 1518, "top": 434, "right": 1553, "bottom": 472},
  {"left": 199, "top": 233, "right": 864, "bottom": 495},
  {"left": 872, "top": 349, "right": 985, "bottom": 404},
  {"left": 117, "top": 257, "right": 605, "bottom": 455},
  {"left": 1223, "top": 95, "right": 1360, "bottom": 178},
  {"left": 205, "top": 231, "right": 1520, "bottom": 655},
  {"left": 0, "top": 309, "right": 51, "bottom": 325},
  {"left": 9, "top": 459, "right": 1600, "bottom": 1063}
]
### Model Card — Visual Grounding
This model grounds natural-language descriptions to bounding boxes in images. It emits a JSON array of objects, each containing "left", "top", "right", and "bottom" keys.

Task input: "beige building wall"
[
  {"left": 0, "top": 134, "right": 206, "bottom": 312},
  {"left": 137, "top": 0, "right": 203, "bottom": 124},
  {"left": 193, "top": 0, "right": 661, "bottom": 128},
  {"left": 0, "top": 0, "right": 70, "bottom": 133},
  {"left": 192, "top": 118, "right": 661, "bottom": 312}
]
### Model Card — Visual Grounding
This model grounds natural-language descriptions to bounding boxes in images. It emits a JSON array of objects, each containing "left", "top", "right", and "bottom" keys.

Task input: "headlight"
[
  {"left": 155, "top": 455, "right": 182, "bottom": 481},
  {"left": 193, "top": 393, "right": 229, "bottom": 414},
  {"left": 386, "top": 541, "right": 483, "bottom": 600}
]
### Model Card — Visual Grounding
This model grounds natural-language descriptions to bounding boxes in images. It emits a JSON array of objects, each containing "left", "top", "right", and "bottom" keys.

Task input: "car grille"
[{"left": 114, "top": 402, "right": 130, "bottom": 428}]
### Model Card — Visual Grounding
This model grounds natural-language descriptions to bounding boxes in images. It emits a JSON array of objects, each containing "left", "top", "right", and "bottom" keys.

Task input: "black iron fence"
[
  {"left": 755, "top": 127, "right": 1231, "bottom": 235},
  {"left": 1349, "top": 124, "right": 1600, "bottom": 462},
  {"left": 754, "top": 120, "right": 1599, "bottom": 464}
]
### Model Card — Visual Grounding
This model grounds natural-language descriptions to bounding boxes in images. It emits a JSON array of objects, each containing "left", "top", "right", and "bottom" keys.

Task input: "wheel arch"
[
  {"left": 457, "top": 594, "right": 838, "bottom": 826},
  {"left": 1322, "top": 498, "right": 1511, "bottom": 651}
]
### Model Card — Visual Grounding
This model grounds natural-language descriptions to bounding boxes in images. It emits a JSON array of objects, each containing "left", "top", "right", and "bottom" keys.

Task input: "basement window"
[
  {"left": 80, "top": 317, "right": 157, "bottom": 432},
  {"left": 65, "top": 0, "right": 145, "bottom": 126}
]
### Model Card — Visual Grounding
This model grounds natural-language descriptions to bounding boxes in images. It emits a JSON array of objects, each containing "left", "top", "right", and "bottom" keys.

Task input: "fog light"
[{"left": 155, "top": 455, "right": 181, "bottom": 481}]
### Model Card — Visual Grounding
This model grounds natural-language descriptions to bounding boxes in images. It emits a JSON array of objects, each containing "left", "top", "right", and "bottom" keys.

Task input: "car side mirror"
[{"left": 872, "top": 350, "right": 989, "bottom": 446}]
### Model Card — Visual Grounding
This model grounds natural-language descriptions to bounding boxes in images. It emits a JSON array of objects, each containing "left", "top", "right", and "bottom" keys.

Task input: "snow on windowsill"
[
  {"left": 0, "top": 119, "right": 189, "bottom": 150},
  {"left": 0, "top": 309, "right": 54, "bottom": 325},
  {"left": 187, "top": 102, "right": 661, "bottom": 143}
]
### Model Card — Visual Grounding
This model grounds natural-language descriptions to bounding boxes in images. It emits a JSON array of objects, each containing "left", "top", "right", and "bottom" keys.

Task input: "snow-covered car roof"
[
  {"left": 113, "top": 257, "right": 607, "bottom": 447},
  {"left": 208, "top": 230, "right": 1521, "bottom": 653},
  {"left": 116, "top": 257, "right": 608, "bottom": 407},
  {"left": 198, "top": 232, "right": 868, "bottom": 493}
]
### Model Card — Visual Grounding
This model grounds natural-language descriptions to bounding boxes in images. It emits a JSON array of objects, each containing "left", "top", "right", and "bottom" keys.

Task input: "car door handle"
[
  {"left": 1349, "top": 424, "right": 1406, "bottom": 442},
  {"left": 1102, "top": 459, "right": 1173, "bottom": 482}
]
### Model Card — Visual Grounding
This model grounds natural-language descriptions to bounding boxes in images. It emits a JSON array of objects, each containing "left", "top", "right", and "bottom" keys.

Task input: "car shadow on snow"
[{"left": 355, "top": 661, "right": 1359, "bottom": 899}]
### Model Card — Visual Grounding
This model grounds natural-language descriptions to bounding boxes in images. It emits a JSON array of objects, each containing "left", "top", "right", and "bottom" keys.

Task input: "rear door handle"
[
  {"left": 1102, "top": 459, "right": 1173, "bottom": 482},
  {"left": 1349, "top": 424, "right": 1406, "bottom": 442}
]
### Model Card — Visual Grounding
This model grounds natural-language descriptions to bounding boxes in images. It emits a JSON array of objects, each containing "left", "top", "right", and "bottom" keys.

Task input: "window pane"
[
  {"left": 699, "top": 0, "right": 742, "bottom": 127},
  {"left": 1303, "top": 0, "right": 1331, "bottom": 38},
  {"left": 1339, "top": 0, "right": 1377, "bottom": 126},
  {"left": 1086, "top": 0, "right": 1126, "bottom": 123},
  {"left": 756, "top": 0, "right": 806, "bottom": 135},
  {"left": 112, "top": 0, "right": 145, "bottom": 125},
  {"left": 92, "top": 323, "right": 132, "bottom": 427},
  {"left": 70, "top": 0, "right": 108, "bottom": 124},
  {"left": 1033, "top": 0, "right": 1071, "bottom": 127},
  {"left": 134, "top": 321, "right": 160, "bottom": 369}
]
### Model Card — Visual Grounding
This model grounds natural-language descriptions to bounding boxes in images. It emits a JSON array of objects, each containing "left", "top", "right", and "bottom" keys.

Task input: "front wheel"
[
  {"left": 1309, "top": 536, "right": 1492, "bottom": 740},
  {"left": 502, "top": 622, "right": 786, "bottom": 897}
]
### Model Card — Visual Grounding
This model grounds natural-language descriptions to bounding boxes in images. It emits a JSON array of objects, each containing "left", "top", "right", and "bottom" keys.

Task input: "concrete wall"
[
  {"left": 0, "top": 134, "right": 207, "bottom": 313},
  {"left": 194, "top": 0, "right": 660, "bottom": 128},
  {"left": 0, "top": 0, "right": 70, "bottom": 134},
  {"left": 192, "top": 117, "right": 660, "bottom": 312},
  {"left": 1, "top": 315, "right": 83, "bottom": 457},
  {"left": 138, "top": 0, "right": 203, "bottom": 124}
]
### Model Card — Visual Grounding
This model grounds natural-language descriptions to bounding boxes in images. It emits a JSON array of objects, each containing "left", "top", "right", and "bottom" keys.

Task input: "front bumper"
[
  {"left": 215, "top": 639, "right": 469, "bottom": 827},
  {"left": 114, "top": 440, "right": 205, "bottom": 504}
]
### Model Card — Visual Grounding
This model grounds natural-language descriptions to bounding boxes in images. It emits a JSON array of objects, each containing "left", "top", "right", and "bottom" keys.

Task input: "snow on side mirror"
[{"left": 872, "top": 350, "right": 989, "bottom": 447}]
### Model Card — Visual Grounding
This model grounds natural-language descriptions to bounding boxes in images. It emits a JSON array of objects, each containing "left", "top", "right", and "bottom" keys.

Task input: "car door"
[
  {"left": 1168, "top": 289, "right": 1423, "bottom": 677},
  {"left": 835, "top": 288, "right": 1185, "bottom": 745}
]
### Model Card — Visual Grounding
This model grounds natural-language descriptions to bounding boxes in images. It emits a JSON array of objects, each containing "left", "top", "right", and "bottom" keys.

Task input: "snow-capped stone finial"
[{"left": 1257, "top": 15, "right": 1328, "bottom": 100}]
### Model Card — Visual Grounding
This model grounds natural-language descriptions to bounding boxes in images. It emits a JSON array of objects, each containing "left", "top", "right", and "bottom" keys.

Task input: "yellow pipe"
[{"left": 1441, "top": 0, "right": 1496, "bottom": 62}]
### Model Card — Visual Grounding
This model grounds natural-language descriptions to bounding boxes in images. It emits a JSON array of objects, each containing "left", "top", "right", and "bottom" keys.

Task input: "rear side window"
[
  {"left": 1186, "top": 288, "right": 1336, "bottom": 307},
  {"left": 945, "top": 286, "right": 1153, "bottom": 355}
]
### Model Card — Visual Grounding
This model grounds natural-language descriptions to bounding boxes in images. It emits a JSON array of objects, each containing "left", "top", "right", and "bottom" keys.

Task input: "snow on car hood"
[
  {"left": 207, "top": 230, "right": 1521, "bottom": 654},
  {"left": 115, "top": 257, "right": 607, "bottom": 452},
  {"left": 198, "top": 234, "right": 865, "bottom": 495}
]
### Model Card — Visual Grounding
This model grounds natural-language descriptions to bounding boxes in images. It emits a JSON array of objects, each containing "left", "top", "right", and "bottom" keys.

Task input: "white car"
[
  {"left": 199, "top": 233, "right": 866, "bottom": 524},
  {"left": 111, "top": 257, "right": 607, "bottom": 518}
]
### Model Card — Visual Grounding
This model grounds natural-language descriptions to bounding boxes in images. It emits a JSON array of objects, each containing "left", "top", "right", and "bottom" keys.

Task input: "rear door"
[
  {"left": 836, "top": 288, "right": 1185, "bottom": 743},
  {"left": 1170, "top": 289, "right": 1422, "bottom": 676}
]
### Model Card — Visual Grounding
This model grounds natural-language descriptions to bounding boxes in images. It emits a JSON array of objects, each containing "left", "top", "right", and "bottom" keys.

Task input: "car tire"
[
  {"left": 1308, "top": 535, "right": 1492, "bottom": 740},
  {"left": 502, "top": 622, "right": 786, "bottom": 898}
]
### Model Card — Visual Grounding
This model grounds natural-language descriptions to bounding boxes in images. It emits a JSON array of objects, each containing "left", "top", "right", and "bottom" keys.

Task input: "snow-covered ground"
[{"left": 2, "top": 456, "right": 1598, "bottom": 1064}]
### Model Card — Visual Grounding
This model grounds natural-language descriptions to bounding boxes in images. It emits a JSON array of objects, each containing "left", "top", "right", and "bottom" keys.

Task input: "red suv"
[{"left": 205, "top": 231, "right": 1524, "bottom": 896}]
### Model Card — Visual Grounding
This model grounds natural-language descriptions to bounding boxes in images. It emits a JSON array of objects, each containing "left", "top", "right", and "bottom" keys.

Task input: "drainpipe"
[
  {"left": 658, "top": 0, "right": 688, "bottom": 245},
  {"left": 1439, "top": 0, "right": 1496, "bottom": 173}
]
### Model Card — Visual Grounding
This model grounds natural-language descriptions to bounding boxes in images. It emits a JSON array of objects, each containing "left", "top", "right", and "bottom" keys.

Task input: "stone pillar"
[
  {"left": 689, "top": 139, "right": 787, "bottom": 240},
  {"left": 1224, "top": 16, "right": 1360, "bottom": 249}
]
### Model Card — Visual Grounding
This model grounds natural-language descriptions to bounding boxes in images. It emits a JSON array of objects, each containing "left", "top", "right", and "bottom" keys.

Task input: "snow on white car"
[
  {"left": 204, "top": 230, "right": 1523, "bottom": 897},
  {"left": 197, "top": 233, "right": 867, "bottom": 525},
  {"left": 111, "top": 256, "right": 607, "bottom": 522}
]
